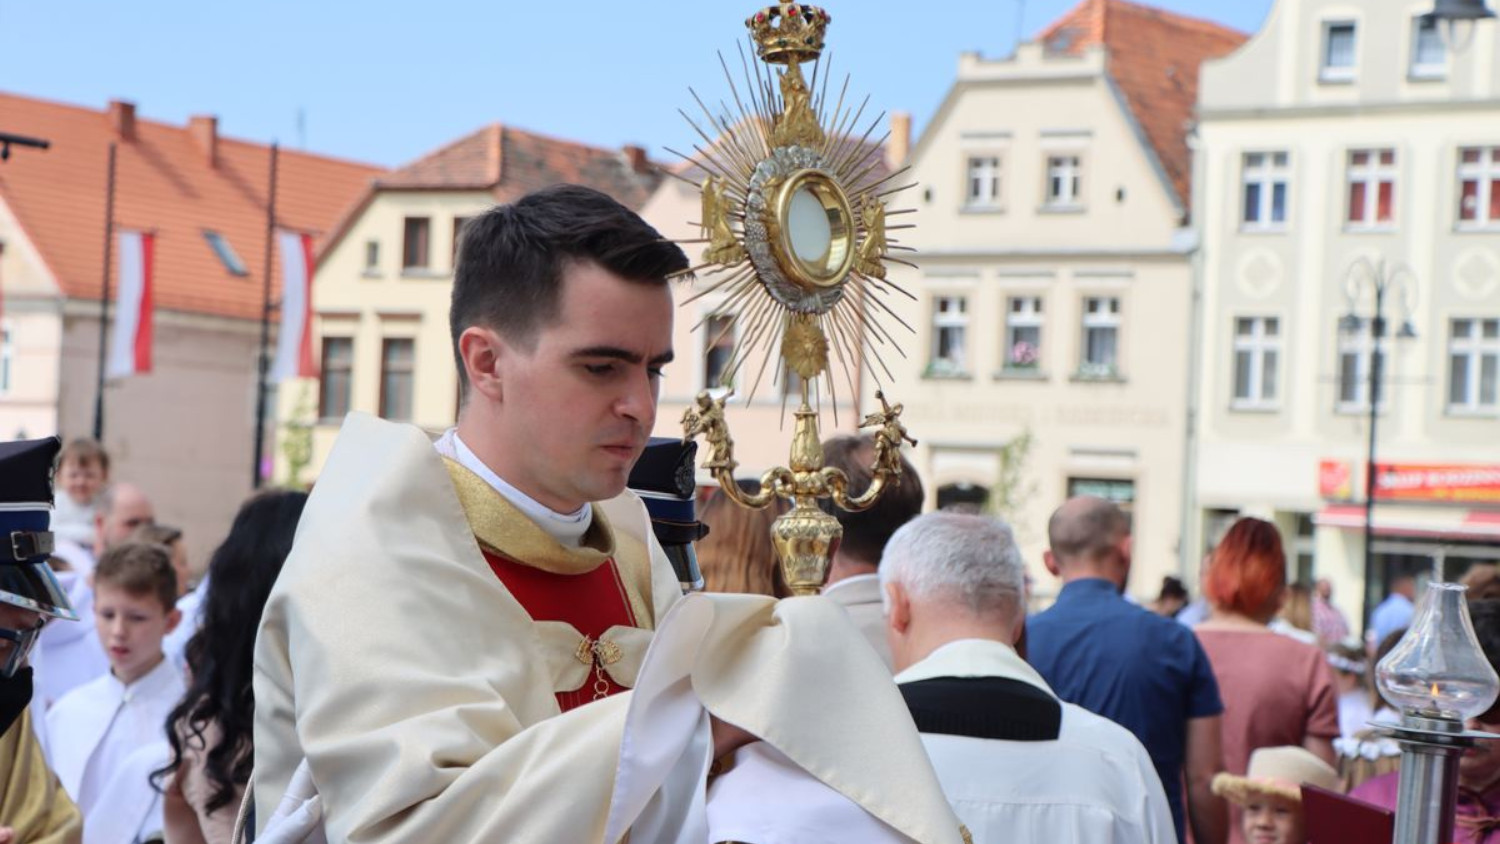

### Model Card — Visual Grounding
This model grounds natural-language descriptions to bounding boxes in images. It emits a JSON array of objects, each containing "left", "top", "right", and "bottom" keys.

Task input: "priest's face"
[{"left": 480, "top": 260, "right": 674, "bottom": 512}]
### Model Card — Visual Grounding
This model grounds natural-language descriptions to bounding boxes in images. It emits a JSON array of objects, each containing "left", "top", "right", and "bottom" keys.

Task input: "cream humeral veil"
[{"left": 252, "top": 413, "right": 963, "bottom": 844}]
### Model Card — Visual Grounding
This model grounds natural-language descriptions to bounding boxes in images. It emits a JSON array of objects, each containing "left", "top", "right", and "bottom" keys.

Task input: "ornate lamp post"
[{"left": 1339, "top": 258, "right": 1417, "bottom": 636}]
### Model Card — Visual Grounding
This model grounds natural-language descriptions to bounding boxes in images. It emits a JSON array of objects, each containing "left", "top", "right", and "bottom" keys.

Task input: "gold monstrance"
[{"left": 676, "top": 3, "right": 917, "bottom": 596}]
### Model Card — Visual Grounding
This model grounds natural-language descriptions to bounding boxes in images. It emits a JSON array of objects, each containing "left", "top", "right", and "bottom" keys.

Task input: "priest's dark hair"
[
  {"left": 153, "top": 488, "right": 308, "bottom": 814},
  {"left": 820, "top": 434, "right": 925, "bottom": 567},
  {"left": 450, "top": 184, "right": 688, "bottom": 399}
]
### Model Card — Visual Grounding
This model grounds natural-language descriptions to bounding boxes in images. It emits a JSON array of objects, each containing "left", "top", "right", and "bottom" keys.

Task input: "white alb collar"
[
  {"left": 436, "top": 429, "right": 593, "bottom": 548},
  {"left": 894, "top": 637, "right": 1054, "bottom": 696}
]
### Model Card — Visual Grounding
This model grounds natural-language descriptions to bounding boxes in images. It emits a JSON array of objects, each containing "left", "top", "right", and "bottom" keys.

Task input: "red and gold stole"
[{"left": 443, "top": 459, "right": 657, "bottom": 712}]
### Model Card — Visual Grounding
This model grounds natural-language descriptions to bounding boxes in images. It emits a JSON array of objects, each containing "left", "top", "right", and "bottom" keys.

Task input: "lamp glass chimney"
[{"left": 1376, "top": 582, "right": 1500, "bottom": 722}]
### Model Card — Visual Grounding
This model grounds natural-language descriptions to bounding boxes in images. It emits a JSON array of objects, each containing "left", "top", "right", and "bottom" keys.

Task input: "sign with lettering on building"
[{"left": 1319, "top": 460, "right": 1500, "bottom": 503}]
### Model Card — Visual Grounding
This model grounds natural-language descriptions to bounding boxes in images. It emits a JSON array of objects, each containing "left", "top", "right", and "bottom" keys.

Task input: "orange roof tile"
[
  {"left": 320, "top": 123, "right": 665, "bottom": 264},
  {"left": 0, "top": 92, "right": 383, "bottom": 321},
  {"left": 1040, "top": 0, "right": 1246, "bottom": 216},
  {"left": 375, "top": 123, "right": 662, "bottom": 208}
]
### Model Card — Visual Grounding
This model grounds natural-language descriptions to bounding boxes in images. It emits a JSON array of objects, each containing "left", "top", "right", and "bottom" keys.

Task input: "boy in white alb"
[{"left": 47, "top": 540, "right": 184, "bottom": 832}]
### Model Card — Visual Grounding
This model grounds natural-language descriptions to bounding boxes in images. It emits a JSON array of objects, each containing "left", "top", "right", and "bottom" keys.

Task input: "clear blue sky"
[{"left": 0, "top": 0, "right": 1272, "bottom": 169}]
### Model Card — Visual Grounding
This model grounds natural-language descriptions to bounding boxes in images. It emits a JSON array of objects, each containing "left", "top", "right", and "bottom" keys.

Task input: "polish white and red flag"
[
  {"left": 270, "top": 230, "right": 317, "bottom": 382},
  {"left": 106, "top": 230, "right": 154, "bottom": 377}
]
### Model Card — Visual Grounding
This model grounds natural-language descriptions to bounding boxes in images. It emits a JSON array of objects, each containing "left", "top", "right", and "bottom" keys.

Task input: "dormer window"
[
  {"left": 203, "top": 230, "right": 248, "bottom": 276},
  {"left": 1321, "top": 22, "right": 1357, "bottom": 83}
]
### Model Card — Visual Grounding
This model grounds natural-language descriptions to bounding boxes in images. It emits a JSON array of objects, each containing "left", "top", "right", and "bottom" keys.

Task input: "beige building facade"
[
  {"left": 281, "top": 125, "right": 664, "bottom": 482},
  {"left": 1194, "top": 0, "right": 1500, "bottom": 630},
  {"left": 878, "top": 1, "right": 1245, "bottom": 603}
]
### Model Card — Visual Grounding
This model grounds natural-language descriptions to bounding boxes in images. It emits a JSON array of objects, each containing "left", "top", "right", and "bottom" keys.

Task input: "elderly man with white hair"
[{"left": 881, "top": 511, "right": 1174, "bottom": 844}]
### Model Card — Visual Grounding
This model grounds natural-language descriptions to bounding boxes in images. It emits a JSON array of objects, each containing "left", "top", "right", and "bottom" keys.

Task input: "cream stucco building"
[
  {"left": 874, "top": 0, "right": 1245, "bottom": 602},
  {"left": 1194, "top": 0, "right": 1500, "bottom": 630}
]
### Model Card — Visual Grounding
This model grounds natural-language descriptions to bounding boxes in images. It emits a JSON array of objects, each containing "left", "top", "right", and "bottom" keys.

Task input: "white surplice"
[
  {"left": 821, "top": 572, "right": 894, "bottom": 670},
  {"left": 896, "top": 638, "right": 1175, "bottom": 844},
  {"left": 46, "top": 656, "right": 184, "bottom": 820},
  {"left": 33, "top": 557, "right": 110, "bottom": 715},
  {"left": 162, "top": 576, "right": 208, "bottom": 674},
  {"left": 83, "top": 739, "right": 170, "bottom": 844}
]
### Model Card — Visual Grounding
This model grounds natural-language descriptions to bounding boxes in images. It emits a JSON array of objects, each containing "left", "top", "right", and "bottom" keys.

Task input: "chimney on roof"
[
  {"left": 189, "top": 115, "right": 219, "bottom": 167},
  {"left": 108, "top": 99, "right": 137, "bottom": 141},
  {"left": 622, "top": 144, "right": 651, "bottom": 175},
  {"left": 887, "top": 112, "right": 912, "bottom": 172}
]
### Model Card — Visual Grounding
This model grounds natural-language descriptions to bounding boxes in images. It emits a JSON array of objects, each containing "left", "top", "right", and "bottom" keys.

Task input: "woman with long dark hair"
[{"left": 155, "top": 489, "right": 307, "bottom": 844}]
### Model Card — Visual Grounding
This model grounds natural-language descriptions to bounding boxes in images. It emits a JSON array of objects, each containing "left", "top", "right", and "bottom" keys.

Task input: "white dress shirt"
[{"left": 896, "top": 638, "right": 1174, "bottom": 844}]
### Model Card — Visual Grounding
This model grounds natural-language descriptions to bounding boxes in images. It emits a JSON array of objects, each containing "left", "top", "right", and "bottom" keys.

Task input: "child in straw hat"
[{"left": 1212, "top": 746, "right": 1341, "bottom": 844}]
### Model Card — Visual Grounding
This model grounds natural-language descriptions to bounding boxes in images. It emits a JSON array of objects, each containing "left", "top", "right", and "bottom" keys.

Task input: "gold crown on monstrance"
[{"left": 745, "top": 3, "right": 830, "bottom": 64}]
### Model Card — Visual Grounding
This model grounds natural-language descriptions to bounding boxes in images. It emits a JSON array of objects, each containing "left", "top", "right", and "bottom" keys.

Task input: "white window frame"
[
  {"left": 1410, "top": 14, "right": 1447, "bottom": 80},
  {"left": 929, "top": 295, "right": 969, "bottom": 376},
  {"left": 1457, "top": 146, "right": 1500, "bottom": 230},
  {"left": 1336, "top": 317, "right": 1389, "bottom": 414},
  {"left": 1079, "top": 296, "right": 1120, "bottom": 378},
  {"left": 0, "top": 321, "right": 11, "bottom": 396},
  {"left": 1044, "top": 154, "right": 1083, "bottom": 209},
  {"left": 1447, "top": 318, "right": 1500, "bottom": 415},
  {"left": 1242, "top": 151, "right": 1290, "bottom": 231},
  {"left": 1346, "top": 149, "right": 1397, "bottom": 230},
  {"left": 1232, "top": 316, "right": 1281, "bottom": 410},
  {"left": 1321, "top": 21, "right": 1358, "bottom": 83},
  {"left": 1004, "top": 296, "right": 1044, "bottom": 371},
  {"left": 702, "top": 314, "right": 735, "bottom": 395},
  {"left": 964, "top": 155, "right": 1003, "bottom": 209}
]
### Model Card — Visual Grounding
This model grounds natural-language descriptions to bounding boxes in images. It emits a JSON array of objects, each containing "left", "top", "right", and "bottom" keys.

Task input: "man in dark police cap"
[{"left": 0, "top": 436, "right": 83, "bottom": 843}]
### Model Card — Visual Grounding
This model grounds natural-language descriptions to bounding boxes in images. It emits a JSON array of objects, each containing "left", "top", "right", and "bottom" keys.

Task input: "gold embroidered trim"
[{"left": 442, "top": 457, "right": 614, "bottom": 575}]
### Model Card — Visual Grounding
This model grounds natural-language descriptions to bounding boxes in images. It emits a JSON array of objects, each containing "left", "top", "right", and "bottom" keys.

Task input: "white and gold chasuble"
[{"left": 252, "top": 413, "right": 963, "bottom": 843}]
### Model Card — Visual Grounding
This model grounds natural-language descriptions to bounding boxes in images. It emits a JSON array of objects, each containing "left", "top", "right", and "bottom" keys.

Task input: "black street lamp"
[
  {"left": 1341, "top": 258, "right": 1418, "bottom": 640},
  {"left": 1425, "top": 0, "right": 1495, "bottom": 51}
]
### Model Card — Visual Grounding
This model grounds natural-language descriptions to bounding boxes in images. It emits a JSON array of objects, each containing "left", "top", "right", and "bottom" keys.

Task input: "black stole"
[{"left": 898, "top": 676, "right": 1062, "bottom": 742}]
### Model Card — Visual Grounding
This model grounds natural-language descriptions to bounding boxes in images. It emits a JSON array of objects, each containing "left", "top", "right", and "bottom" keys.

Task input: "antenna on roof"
[{"left": 296, "top": 108, "right": 306, "bottom": 150}]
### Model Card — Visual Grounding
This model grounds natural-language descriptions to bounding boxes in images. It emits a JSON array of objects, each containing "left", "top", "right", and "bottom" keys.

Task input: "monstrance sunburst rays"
[
  {"left": 664, "top": 7, "right": 917, "bottom": 426},
  {"left": 673, "top": 3, "right": 924, "bottom": 601}
]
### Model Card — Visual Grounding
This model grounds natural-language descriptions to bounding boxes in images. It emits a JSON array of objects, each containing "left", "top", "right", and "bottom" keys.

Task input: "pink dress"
[
  {"left": 1196, "top": 628, "right": 1340, "bottom": 844},
  {"left": 1353, "top": 772, "right": 1500, "bottom": 844}
]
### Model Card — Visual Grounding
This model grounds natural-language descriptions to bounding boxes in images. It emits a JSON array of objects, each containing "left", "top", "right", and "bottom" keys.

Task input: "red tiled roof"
[
  {"left": 1039, "top": 0, "right": 1246, "bottom": 215},
  {"left": 319, "top": 123, "right": 665, "bottom": 264},
  {"left": 375, "top": 123, "right": 662, "bottom": 208},
  {"left": 0, "top": 92, "right": 383, "bottom": 321}
]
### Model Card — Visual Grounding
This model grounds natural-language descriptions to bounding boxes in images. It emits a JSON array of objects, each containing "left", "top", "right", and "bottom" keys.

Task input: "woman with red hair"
[{"left": 1195, "top": 517, "right": 1340, "bottom": 844}]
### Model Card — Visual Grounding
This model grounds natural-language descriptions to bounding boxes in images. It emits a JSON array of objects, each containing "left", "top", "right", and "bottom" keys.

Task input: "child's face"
[
  {"left": 1242, "top": 795, "right": 1304, "bottom": 844},
  {"left": 93, "top": 585, "right": 179, "bottom": 685},
  {"left": 60, "top": 458, "right": 106, "bottom": 505}
]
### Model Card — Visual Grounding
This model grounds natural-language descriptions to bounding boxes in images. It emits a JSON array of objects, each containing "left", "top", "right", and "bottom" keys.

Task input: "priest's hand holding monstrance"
[{"left": 674, "top": 2, "right": 918, "bottom": 596}]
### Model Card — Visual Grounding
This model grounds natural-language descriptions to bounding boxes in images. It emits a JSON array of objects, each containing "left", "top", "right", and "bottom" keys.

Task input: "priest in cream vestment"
[{"left": 251, "top": 186, "right": 965, "bottom": 843}]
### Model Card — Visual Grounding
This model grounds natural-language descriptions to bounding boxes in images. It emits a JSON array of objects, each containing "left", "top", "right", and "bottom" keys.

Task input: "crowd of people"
[
  {"left": 6, "top": 184, "right": 1499, "bottom": 844},
  {"left": 6, "top": 437, "right": 308, "bottom": 843}
]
